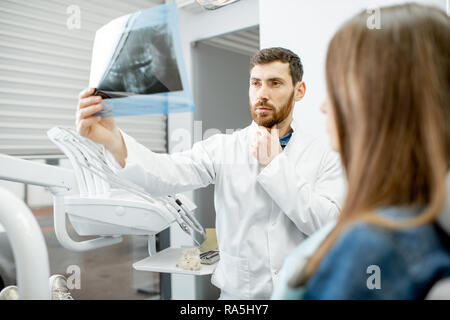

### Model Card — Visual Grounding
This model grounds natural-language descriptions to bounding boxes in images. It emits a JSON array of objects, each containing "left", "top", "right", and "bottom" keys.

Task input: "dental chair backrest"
[
  {"left": 47, "top": 127, "right": 111, "bottom": 196},
  {"left": 426, "top": 173, "right": 450, "bottom": 299},
  {"left": 437, "top": 173, "right": 450, "bottom": 237}
]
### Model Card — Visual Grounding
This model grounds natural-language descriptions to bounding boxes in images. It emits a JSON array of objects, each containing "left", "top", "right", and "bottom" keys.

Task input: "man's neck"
[{"left": 275, "top": 117, "right": 293, "bottom": 137}]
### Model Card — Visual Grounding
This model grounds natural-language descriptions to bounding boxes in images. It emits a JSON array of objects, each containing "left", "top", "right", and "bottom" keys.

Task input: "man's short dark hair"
[{"left": 250, "top": 47, "right": 304, "bottom": 85}]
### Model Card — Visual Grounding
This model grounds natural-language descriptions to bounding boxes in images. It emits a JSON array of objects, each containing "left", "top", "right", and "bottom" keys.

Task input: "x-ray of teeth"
[
  {"left": 100, "top": 24, "right": 183, "bottom": 95},
  {"left": 89, "top": 2, "right": 194, "bottom": 118}
]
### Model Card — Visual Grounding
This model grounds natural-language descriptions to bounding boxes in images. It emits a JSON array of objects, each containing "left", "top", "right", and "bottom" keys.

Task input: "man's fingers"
[
  {"left": 76, "top": 104, "right": 103, "bottom": 121},
  {"left": 78, "top": 95, "right": 102, "bottom": 109},
  {"left": 257, "top": 126, "right": 270, "bottom": 136},
  {"left": 252, "top": 126, "right": 282, "bottom": 166},
  {"left": 250, "top": 145, "right": 257, "bottom": 159},
  {"left": 270, "top": 124, "right": 280, "bottom": 139},
  {"left": 256, "top": 134, "right": 269, "bottom": 159},
  {"left": 78, "top": 87, "right": 95, "bottom": 100},
  {"left": 77, "top": 116, "right": 101, "bottom": 137}
]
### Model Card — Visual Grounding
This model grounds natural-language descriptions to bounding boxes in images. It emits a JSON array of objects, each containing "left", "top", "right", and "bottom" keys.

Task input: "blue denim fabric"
[
  {"left": 302, "top": 207, "right": 450, "bottom": 299},
  {"left": 279, "top": 130, "right": 293, "bottom": 150}
]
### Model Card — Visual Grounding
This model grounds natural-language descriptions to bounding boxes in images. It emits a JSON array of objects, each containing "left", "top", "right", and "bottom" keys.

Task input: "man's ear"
[{"left": 294, "top": 81, "right": 306, "bottom": 102}]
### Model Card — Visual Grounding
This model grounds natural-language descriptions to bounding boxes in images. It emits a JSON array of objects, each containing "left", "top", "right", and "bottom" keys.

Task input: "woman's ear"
[{"left": 294, "top": 81, "right": 306, "bottom": 102}]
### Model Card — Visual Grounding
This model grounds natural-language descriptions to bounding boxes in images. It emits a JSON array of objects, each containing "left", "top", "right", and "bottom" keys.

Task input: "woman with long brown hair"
[{"left": 273, "top": 3, "right": 450, "bottom": 299}]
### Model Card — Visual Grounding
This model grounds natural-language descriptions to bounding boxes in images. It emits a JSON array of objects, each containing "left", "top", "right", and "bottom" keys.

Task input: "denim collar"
[
  {"left": 280, "top": 130, "right": 294, "bottom": 149},
  {"left": 376, "top": 205, "right": 426, "bottom": 220}
]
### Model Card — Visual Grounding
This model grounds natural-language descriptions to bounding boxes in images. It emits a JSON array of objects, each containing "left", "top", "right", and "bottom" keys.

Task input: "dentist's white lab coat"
[{"left": 110, "top": 120, "right": 346, "bottom": 299}]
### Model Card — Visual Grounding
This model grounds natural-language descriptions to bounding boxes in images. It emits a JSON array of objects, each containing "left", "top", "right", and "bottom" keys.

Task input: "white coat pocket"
[{"left": 211, "top": 250, "right": 250, "bottom": 299}]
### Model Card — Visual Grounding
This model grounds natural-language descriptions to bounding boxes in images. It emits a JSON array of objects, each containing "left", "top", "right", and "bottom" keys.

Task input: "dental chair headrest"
[{"left": 437, "top": 173, "right": 450, "bottom": 234}]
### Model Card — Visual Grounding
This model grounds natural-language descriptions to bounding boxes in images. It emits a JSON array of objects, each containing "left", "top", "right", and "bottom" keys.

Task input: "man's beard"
[{"left": 249, "top": 91, "right": 295, "bottom": 128}]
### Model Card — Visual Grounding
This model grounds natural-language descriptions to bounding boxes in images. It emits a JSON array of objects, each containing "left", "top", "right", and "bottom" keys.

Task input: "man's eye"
[{"left": 272, "top": 81, "right": 280, "bottom": 86}]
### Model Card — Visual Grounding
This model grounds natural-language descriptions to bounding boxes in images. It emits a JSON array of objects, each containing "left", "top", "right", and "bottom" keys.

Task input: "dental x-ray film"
[{"left": 89, "top": 2, "right": 195, "bottom": 117}]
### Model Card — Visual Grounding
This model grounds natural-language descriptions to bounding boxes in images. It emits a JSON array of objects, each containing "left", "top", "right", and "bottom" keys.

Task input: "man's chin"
[{"left": 254, "top": 117, "right": 277, "bottom": 128}]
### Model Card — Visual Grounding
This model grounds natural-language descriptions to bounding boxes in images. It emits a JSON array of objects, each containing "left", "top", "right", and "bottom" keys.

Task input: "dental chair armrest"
[{"left": 426, "top": 278, "right": 450, "bottom": 300}]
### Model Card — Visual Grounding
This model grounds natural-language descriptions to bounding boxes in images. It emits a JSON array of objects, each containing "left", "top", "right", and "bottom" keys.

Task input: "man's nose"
[{"left": 256, "top": 85, "right": 270, "bottom": 101}]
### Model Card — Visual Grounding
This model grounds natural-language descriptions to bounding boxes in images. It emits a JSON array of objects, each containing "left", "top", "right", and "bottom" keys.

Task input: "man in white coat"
[{"left": 76, "top": 47, "right": 345, "bottom": 299}]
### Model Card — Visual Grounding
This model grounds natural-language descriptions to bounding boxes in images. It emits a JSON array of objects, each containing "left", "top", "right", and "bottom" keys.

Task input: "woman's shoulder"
[
  {"left": 304, "top": 211, "right": 450, "bottom": 299},
  {"left": 323, "top": 221, "right": 392, "bottom": 264},
  {"left": 335, "top": 212, "right": 449, "bottom": 260},
  {"left": 343, "top": 207, "right": 450, "bottom": 248},
  {"left": 322, "top": 209, "right": 450, "bottom": 285}
]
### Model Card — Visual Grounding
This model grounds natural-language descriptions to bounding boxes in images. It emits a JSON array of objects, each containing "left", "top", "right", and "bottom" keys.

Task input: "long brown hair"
[{"left": 290, "top": 3, "right": 450, "bottom": 287}]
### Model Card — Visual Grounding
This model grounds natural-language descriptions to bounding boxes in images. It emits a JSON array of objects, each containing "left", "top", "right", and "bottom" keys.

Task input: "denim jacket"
[{"left": 272, "top": 206, "right": 450, "bottom": 300}]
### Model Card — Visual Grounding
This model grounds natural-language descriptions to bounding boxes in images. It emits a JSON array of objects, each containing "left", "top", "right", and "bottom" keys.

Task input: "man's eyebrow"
[
  {"left": 268, "top": 77, "right": 286, "bottom": 82},
  {"left": 250, "top": 77, "right": 286, "bottom": 82}
]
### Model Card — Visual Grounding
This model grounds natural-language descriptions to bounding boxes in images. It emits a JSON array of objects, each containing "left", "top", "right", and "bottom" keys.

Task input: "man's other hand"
[{"left": 250, "top": 125, "right": 282, "bottom": 166}]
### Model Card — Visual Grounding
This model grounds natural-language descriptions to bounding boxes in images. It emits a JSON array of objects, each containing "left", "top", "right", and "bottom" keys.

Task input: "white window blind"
[{"left": 0, "top": 0, "right": 167, "bottom": 156}]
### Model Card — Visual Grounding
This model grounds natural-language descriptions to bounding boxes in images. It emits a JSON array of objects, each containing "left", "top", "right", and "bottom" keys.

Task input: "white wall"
[
  {"left": 168, "top": 0, "right": 259, "bottom": 299},
  {"left": 259, "top": 0, "right": 447, "bottom": 142}
]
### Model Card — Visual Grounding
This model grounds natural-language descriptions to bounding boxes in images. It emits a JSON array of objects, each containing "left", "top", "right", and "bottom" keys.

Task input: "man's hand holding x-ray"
[{"left": 76, "top": 87, "right": 127, "bottom": 167}]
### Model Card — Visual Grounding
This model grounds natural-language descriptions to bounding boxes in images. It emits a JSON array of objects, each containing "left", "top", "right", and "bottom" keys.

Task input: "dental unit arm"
[{"left": 0, "top": 152, "right": 128, "bottom": 253}]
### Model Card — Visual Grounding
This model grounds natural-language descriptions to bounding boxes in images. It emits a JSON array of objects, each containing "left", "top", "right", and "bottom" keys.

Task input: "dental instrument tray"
[{"left": 133, "top": 248, "right": 218, "bottom": 276}]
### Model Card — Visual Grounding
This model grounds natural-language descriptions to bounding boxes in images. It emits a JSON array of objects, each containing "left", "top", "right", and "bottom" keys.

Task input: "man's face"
[{"left": 249, "top": 61, "right": 296, "bottom": 128}]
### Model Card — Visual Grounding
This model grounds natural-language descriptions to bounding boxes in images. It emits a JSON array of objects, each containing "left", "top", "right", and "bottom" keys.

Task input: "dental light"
[{"left": 196, "top": 0, "right": 241, "bottom": 10}]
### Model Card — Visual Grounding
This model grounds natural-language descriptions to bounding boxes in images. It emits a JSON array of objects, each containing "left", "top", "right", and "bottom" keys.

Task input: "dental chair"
[
  {"left": 425, "top": 173, "right": 450, "bottom": 299},
  {"left": 0, "top": 127, "right": 213, "bottom": 299},
  {"left": 47, "top": 126, "right": 215, "bottom": 275}
]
